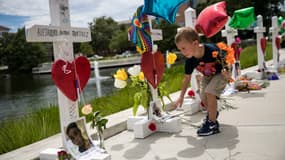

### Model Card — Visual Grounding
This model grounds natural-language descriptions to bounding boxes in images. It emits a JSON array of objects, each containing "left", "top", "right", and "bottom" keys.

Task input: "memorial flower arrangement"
[
  {"left": 113, "top": 65, "right": 173, "bottom": 116},
  {"left": 81, "top": 104, "right": 108, "bottom": 149},
  {"left": 212, "top": 42, "right": 235, "bottom": 82}
]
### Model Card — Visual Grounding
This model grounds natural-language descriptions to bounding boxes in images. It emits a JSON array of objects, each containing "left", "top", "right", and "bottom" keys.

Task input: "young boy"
[{"left": 173, "top": 27, "right": 231, "bottom": 136}]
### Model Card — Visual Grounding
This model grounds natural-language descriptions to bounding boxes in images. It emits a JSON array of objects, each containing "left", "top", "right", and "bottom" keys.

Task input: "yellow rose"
[
  {"left": 167, "top": 52, "right": 177, "bottom": 65},
  {"left": 138, "top": 72, "right": 144, "bottom": 81},
  {"left": 114, "top": 68, "right": 128, "bottom": 81}
]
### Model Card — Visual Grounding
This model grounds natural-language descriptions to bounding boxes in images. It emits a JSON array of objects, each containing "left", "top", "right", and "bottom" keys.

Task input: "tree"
[
  {"left": 89, "top": 16, "right": 119, "bottom": 56},
  {"left": 109, "top": 30, "right": 132, "bottom": 53},
  {"left": 79, "top": 42, "right": 94, "bottom": 57},
  {"left": 0, "top": 28, "right": 47, "bottom": 73}
]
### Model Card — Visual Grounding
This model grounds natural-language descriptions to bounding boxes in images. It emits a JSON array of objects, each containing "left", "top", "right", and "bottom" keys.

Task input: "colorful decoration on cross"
[
  {"left": 128, "top": 5, "right": 152, "bottom": 54},
  {"left": 142, "top": 0, "right": 188, "bottom": 24}
]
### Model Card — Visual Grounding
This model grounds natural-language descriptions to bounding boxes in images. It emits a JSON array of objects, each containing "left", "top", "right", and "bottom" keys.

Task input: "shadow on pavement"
[{"left": 175, "top": 124, "right": 239, "bottom": 159}]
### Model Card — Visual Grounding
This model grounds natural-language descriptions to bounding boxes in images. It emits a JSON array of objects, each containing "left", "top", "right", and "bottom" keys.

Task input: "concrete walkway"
[{"left": 1, "top": 50, "right": 285, "bottom": 160}]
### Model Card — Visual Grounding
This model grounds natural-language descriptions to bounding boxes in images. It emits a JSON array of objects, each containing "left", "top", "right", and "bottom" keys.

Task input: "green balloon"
[
  {"left": 229, "top": 7, "right": 255, "bottom": 29},
  {"left": 278, "top": 16, "right": 284, "bottom": 26}
]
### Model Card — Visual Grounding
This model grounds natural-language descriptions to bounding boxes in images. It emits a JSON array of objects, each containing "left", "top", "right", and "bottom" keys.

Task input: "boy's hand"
[
  {"left": 173, "top": 97, "right": 184, "bottom": 109},
  {"left": 222, "top": 69, "right": 234, "bottom": 82}
]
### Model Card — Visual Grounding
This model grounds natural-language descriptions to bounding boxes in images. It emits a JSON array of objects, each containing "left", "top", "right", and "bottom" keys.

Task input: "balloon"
[
  {"left": 229, "top": 7, "right": 255, "bottom": 29},
  {"left": 141, "top": 51, "right": 165, "bottom": 88},
  {"left": 278, "top": 16, "right": 284, "bottom": 26},
  {"left": 260, "top": 38, "right": 267, "bottom": 54},
  {"left": 51, "top": 56, "right": 90, "bottom": 101},
  {"left": 142, "top": 0, "right": 188, "bottom": 24},
  {"left": 195, "top": 1, "right": 228, "bottom": 38}
]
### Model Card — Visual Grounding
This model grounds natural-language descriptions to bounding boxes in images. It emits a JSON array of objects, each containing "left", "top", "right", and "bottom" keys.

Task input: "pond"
[{"left": 0, "top": 68, "right": 118, "bottom": 121}]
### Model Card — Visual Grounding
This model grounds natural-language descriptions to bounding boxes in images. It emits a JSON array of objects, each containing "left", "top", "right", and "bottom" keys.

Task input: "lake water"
[{"left": 0, "top": 68, "right": 118, "bottom": 121}]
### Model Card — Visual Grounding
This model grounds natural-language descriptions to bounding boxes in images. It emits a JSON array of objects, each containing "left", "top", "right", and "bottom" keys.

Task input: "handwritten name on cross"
[{"left": 25, "top": 0, "right": 91, "bottom": 146}]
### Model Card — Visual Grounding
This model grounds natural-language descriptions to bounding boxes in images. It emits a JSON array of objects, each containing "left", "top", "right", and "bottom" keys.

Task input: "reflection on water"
[{"left": 0, "top": 68, "right": 118, "bottom": 121}]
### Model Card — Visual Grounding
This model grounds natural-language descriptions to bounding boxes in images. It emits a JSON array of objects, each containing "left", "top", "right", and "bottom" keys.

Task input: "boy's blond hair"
[{"left": 175, "top": 27, "right": 200, "bottom": 44}]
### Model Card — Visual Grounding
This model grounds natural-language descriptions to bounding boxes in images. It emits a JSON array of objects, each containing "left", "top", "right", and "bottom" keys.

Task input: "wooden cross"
[
  {"left": 254, "top": 15, "right": 266, "bottom": 71},
  {"left": 25, "top": 0, "right": 91, "bottom": 147}
]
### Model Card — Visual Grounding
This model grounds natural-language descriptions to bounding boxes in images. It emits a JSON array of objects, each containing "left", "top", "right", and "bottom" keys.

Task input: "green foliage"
[
  {"left": 109, "top": 30, "right": 132, "bottom": 53},
  {"left": 79, "top": 42, "right": 94, "bottom": 57},
  {"left": 0, "top": 28, "right": 48, "bottom": 73},
  {"left": 90, "top": 111, "right": 108, "bottom": 134},
  {"left": 239, "top": 42, "right": 272, "bottom": 69},
  {"left": 89, "top": 17, "right": 119, "bottom": 55}
]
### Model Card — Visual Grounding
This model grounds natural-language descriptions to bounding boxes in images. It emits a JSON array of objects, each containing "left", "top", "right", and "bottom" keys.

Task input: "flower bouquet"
[{"left": 113, "top": 65, "right": 172, "bottom": 117}]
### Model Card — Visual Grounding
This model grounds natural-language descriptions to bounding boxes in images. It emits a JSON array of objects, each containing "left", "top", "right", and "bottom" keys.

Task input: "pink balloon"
[{"left": 195, "top": 1, "right": 228, "bottom": 38}]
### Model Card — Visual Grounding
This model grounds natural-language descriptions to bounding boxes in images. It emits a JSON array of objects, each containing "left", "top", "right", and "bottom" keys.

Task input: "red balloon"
[
  {"left": 51, "top": 56, "right": 90, "bottom": 101},
  {"left": 195, "top": 1, "right": 228, "bottom": 38}
]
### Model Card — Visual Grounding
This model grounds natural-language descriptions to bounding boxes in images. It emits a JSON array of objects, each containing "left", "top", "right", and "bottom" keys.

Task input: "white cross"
[
  {"left": 254, "top": 15, "right": 266, "bottom": 71},
  {"left": 25, "top": 0, "right": 91, "bottom": 147},
  {"left": 148, "top": 16, "right": 163, "bottom": 119},
  {"left": 270, "top": 16, "right": 280, "bottom": 70}
]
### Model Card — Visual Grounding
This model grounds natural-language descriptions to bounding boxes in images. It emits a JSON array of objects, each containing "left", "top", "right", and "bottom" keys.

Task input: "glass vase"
[{"left": 96, "top": 129, "right": 105, "bottom": 149}]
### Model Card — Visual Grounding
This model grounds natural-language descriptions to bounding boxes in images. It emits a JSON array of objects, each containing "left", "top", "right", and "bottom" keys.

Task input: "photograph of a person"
[{"left": 64, "top": 118, "right": 95, "bottom": 159}]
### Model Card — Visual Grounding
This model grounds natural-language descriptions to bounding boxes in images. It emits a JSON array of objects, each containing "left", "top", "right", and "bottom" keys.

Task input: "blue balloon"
[{"left": 142, "top": 0, "right": 188, "bottom": 24}]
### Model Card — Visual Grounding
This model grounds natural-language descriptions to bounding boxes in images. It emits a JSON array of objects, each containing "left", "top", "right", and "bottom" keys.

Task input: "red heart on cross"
[
  {"left": 141, "top": 51, "right": 165, "bottom": 89},
  {"left": 276, "top": 37, "right": 281, "bottom": 50},
  {"left": 51, "top": 56, "right": 90, "bottom": 101},
  {"left": 260, "top": 38, "right": 267, "bottom": 54}
]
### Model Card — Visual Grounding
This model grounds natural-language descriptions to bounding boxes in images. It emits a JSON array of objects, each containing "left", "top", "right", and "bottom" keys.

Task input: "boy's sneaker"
[
  {"left": 202, "top": 111, "right": 220, "bottom": 126},
  {"left": 197, "top": 120, "right": 220, "bottom": 136}
]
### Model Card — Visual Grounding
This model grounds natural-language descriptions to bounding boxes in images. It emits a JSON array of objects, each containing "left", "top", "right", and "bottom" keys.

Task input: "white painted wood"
[
  {"left": 270, "top": 16, "right": 280, "bottom": 70},
  {"left": 254, "top": 15, "right": 266, "bottom": 71},
  {"left": 184, "top": 7, "right": 196, "bottom": 28}
]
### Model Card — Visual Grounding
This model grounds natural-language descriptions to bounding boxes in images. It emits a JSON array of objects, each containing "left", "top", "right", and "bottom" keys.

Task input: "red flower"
[
  {"left": 187, "top": 90, "right": 195, "bottom": 97},
  {"left": 148, "top": 122, "right": 157, "bottom": 132}
]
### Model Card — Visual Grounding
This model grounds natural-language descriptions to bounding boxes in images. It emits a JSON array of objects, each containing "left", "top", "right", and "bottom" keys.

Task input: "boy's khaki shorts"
[{"left": 200, "top": 73, "right": 228, "bottom": 101}]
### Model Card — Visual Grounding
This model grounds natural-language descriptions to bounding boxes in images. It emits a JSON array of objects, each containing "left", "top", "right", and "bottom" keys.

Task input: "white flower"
[
  {"left": 114, "top": 79, "right": 127, "bottom": 88},
  {"left": 127, "top": 65, "right": 141, "bottom": 76}
]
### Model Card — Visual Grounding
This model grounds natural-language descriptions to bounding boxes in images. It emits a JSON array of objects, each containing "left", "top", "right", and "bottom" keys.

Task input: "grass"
[
  {"left": 0, "top": 105, "right": 60, "bottom": 154},
  {"left": 0, "top": 43, "right": 273, "bottom": 154},
  {"left": 239, "top": 42, "right": 273, "bottom": 69}
]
